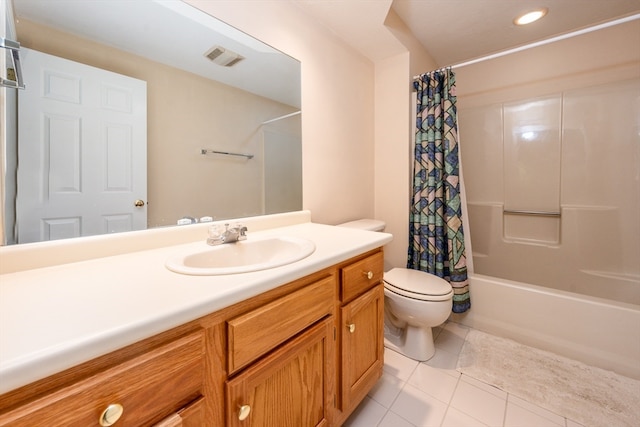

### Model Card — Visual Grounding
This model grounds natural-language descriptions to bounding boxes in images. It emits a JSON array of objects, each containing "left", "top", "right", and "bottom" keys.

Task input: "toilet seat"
[{"left": 384, "top": 268, "right": 453, "bottom": 302}]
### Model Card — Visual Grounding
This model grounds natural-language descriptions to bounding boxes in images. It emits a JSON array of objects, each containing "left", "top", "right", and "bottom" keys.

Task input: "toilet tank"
[{"left": 337, "top": 219, "right": 386, "bottom": 232}]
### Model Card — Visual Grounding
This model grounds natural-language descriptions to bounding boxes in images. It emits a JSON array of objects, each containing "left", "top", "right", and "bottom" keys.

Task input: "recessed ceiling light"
[{"left": 514, "top": 8, "right": 548, "bottom": 25}]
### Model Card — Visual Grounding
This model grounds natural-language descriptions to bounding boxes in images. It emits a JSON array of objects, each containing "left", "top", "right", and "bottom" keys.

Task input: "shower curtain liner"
[{"left": 408, "top": 68, "right": 470, "bottom": 313}]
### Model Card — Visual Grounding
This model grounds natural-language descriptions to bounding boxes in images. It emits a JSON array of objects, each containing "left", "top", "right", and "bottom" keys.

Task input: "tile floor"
[{"left": 343, "top": 322, "right": 586, "bottom": 427}]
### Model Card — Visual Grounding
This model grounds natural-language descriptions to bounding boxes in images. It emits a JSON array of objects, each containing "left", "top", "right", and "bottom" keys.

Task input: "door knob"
[{"left": 134, "top": 199, "right": 145, "bottom": 207}]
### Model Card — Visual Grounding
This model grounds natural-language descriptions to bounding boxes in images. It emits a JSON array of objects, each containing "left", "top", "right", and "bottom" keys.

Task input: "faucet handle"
[
  {"left": 208, "top": 224, "right": 225, "bottom": 238},
  {"left": 235, "top": 223, "right": 248, "bottom": 240}
]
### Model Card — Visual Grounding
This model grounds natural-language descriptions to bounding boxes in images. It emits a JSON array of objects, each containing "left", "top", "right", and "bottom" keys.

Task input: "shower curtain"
[{"left": 408, "top": 69, "right": 470, "bottom": 313}]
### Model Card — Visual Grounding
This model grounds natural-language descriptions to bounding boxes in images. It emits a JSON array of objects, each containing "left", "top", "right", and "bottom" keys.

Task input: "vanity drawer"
[
  {"left": 340, "top": 251, "right": 384, "bottom": 303},
  {"left": 0, "top": 331, "right": 204, "bottom": 427},
  {"left": 227, "top": 275, "right": 335, "bottom": 374}
]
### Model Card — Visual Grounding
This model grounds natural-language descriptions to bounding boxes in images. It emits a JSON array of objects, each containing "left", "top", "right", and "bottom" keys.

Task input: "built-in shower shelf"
[{"left": 503, "top": 210, "right": 560, "bottom": 217}]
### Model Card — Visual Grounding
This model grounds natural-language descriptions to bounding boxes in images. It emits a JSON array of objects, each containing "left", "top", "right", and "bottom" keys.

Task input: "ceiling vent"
[{"left": 204, "top": 45, "right": 245, "bottom": 67}]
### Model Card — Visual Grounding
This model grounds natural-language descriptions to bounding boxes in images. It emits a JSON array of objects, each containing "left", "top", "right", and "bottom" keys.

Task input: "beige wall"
[
  {"left": 15, "top": 19, "right": 298, "bottom": 228},
  {"left": 375, "top": 9, "right": 437, "bottom": 269},
  {"left": 187, "top": 0, "right": 377, "bottom": 227},
  {"left": 374, "top": 52, "right": 411, "bottom": 270},
  {"left": 456, "top": 20, "right": 640, "bottom": 304}
]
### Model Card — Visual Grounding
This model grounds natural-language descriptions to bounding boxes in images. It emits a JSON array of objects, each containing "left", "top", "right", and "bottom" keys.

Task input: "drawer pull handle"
[
  {"left": 364, "top": 271, "right": 374, "bottom": 280},
  {"left": 347, "top": 323, "right": 356, "bottom": 333},
  {"left": 99, "top": 403, "right": 124, "bottom": 426},
  {"left": 238, "top": 404, "right": 251, "bottom": 421}
]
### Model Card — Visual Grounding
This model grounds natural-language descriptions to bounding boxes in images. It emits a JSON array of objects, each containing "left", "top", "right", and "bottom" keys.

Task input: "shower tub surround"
[
  {"left": 452, "top": 21, "right": 640, "bottom": 390},
  {"left": 460, "top": 79, "right": 640, "bottom": 305}
]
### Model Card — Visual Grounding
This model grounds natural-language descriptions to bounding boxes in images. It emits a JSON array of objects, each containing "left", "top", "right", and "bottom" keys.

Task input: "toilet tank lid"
[{"left": 337, "top": 219, "right": 386, "bottom": 231}]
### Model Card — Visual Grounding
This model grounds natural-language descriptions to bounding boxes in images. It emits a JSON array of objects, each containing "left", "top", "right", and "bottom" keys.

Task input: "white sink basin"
[{"left": 165, "top": 236, "right": 316, "bottom": 275}]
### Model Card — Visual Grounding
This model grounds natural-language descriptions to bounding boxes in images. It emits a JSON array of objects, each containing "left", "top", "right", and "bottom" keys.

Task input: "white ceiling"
[
  {"left": 13, "top": 0, "right": 301, "bottom": 108},
  {"left": 294, "top": 0, "right": 640, "bottom": 66}
]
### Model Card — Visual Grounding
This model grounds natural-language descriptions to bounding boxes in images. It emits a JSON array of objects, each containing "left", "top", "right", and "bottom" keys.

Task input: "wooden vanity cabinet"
[
  {"left": 0, "top": 249, "right": 386, "bottom": 427},
  {"left": 221, "top": 250, "right": 384, "bottom": 426},
  {"left": 337, "top": 251, "right": 385, "bottom": 420}
]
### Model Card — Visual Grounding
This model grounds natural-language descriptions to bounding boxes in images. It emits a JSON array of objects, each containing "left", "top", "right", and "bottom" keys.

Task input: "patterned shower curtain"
[{"left": 408, "top": 69, "right": 470, "bottom": 313}]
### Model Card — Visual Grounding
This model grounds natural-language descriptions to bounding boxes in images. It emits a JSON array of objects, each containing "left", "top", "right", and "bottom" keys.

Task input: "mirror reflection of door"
[{"left": 17, "top": 48, "right": 147, "bottom": 243}]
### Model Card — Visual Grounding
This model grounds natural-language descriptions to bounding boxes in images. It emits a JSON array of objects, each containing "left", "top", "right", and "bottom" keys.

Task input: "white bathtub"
[{"left": 452, "top": 274, "right": 640, "bottom": 380}]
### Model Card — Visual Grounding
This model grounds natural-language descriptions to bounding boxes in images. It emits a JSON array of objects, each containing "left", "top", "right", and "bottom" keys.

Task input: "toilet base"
[{"left": 383, "top": 323, "right": 436, "bottom": 362}]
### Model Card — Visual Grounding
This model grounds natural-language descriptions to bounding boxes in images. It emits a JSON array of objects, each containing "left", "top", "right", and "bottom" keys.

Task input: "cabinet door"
[
  {"left": 341, "top": 285, "right": 384, "bottom": 410},
  {"left": 226, "top": 318, "right": 334, "bottom": 427}
]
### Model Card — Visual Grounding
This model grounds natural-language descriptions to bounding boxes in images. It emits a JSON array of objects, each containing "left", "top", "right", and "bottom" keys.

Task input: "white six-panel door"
[{"left": 17, "top": 48, "right": 147, "bottom": 243}]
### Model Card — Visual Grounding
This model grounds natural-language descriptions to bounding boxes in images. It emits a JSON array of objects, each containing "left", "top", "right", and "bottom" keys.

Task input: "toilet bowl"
[
  {"left": 383, "top": 268, "right": 453, "bottom": 361},
  {"left": 337, "top": 219, "right": 454, "bottom": 361}
]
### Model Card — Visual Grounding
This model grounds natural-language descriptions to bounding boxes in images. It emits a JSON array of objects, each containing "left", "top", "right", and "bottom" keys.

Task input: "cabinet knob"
[
  {"left": 347, "top": 323, "right": 356, "bottom": 333},
  {"left": 99, "top": 403, "right": 124, "bottom": 426},
  {"left": 238, "top": 404, "right": 251, "bottom": 421},
  {"left": 363, "top": 271, "right": 374, "bottom": 280}
]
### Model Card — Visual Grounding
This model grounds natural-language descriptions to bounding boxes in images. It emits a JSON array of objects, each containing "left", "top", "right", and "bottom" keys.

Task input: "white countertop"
[{"left": 0, "top": 217, "right": 392, "bottom": 394}]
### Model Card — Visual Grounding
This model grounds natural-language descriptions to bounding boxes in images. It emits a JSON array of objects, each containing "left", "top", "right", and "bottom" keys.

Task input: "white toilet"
[
  {"left": 383, "top": 268, "right": 453, "bottom": 361},
  {"left": 337, "top": 219, "right": 454, "bottom": 361}
]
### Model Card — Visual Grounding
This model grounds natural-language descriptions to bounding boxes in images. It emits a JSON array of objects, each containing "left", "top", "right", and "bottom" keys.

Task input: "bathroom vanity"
[{"left": 0, "top": 212, "right": 392, "bottom": 426}]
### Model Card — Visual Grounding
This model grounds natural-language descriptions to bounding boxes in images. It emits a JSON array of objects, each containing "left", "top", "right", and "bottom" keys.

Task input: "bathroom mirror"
[{"left": 3, "top": 0, "right": 302, "bottom": 245}]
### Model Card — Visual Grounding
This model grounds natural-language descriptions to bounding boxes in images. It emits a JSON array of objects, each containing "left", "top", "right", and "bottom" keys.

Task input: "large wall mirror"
[{"left": 2, "top": 0, "right": 302, "bottom": 245}]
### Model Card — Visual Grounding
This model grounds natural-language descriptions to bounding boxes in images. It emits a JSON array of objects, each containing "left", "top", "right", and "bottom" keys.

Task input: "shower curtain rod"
[
  {"left": 261, "top": 110, "right": 301, "bottom": 125},
  {"left": 413, "top": 13, "right": 640, "bottom": 79}
]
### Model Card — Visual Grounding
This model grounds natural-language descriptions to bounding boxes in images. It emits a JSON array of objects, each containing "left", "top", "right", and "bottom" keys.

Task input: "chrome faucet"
[{"left": 207, "top": 223, "right": 248, "bottom": 246}]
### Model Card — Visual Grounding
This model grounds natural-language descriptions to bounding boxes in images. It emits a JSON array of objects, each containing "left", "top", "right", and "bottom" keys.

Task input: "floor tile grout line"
[
  {"left": 448, "top": 377, "right": 499, "bottom": 427},
  {"left": 370, "top": 376, "right": 408, "bottom": 426},
  {"left": 385, "top": 378, "right": 419, "bottom": 427},
  {"left": 438, "top": 373, "right": 464, "bottom": 427},
  {"left": 505, "top": 391, "right": 570, "bottom": 427}
]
